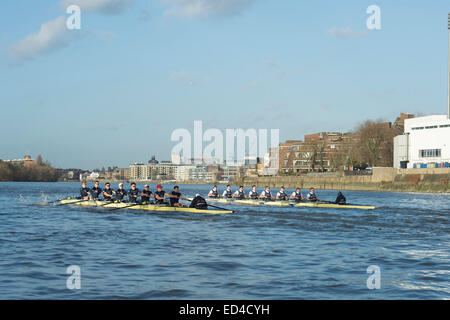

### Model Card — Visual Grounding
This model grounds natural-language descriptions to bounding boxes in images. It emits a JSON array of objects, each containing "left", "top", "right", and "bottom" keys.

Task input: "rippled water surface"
[{"left": 0, "top": 182, "right": 449, "bottom": 299}]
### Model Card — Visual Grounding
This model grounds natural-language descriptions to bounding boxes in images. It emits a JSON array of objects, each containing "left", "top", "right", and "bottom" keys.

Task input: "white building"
[
  {"left": 171, "top": 153, "right": 182, "bottom": 165},
  {"left": 174, "top": 165, "right": 196, "bottom": 181},
  {"left": 87, "top": 172, "right": 100, "bottom": 180},
  {"left": 130, "top": 162, "right": 178, "bottom": 180},
  {"left": 174, "top": 165, "right": 213, "bottom": 182},
  {"left": 394, "top": 115, "right": 450, "bottom": 168}
]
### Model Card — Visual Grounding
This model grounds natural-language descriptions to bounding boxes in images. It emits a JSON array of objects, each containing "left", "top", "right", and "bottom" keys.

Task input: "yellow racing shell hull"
[{"left": 59, "top": 199, "right": 234, "bottom": 214}]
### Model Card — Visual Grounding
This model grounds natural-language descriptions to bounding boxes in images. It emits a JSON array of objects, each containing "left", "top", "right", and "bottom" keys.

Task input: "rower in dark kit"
[
  {"left": 91, "top": 180, "right": 102, "bottom": 199},
  {"left": 233, "top": 186, "right": 246, "bottom": 199},
  {"left": 259, "top": 186, "right": 275, "bottom": 201},
  {"left": 170, "top": 186, "right": 188, "bottom": 207},
  {"left": 306, "top": 187, "right": 319, "bottom": 202},
  {"left": 102, "top": 182, "right": 115, "bottom": 201},
  {"left": 115, "top": 183, "right": 127, "bottom": 201},
  {"left": 335, "top": 191, "right": 346, "bottom": 204},
  {"left": 276, "top": 186, "right": 288, "bottom": 201},
  {"left": 248, "top": 185, "right": 259, "bottom": 199},
  {"left": 154, "top": 184, "right": 172, "bottom": 205},
  {"left": 189, "top": 194, "right": 208, "bottom": 209},
  {"left": 290, "top": 188, "right": 304, "bottom": 202},
  {"left": 79, "top": 182, "right": 90, "bottom": 200},
  {"left": 208, "top": 185, "right": 220, "bottom": 198},
  {"left": 222, "top": 185, "right": 233, "bottom": 199},
  {"left": 141, "top": 185, "right": 154, "bottom": 204},
  {"left": 127, "top": 183, "right": 140, "bottom": 203}
]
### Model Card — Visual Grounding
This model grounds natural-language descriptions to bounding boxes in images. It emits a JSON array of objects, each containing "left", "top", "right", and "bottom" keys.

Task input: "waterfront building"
[
  {"left": 130, "top": 161, "right": 178, "bottom": 180},
  {"left": 221, "top": 165, "right": 244, "bottom": 182},
  {"left": 278, "top": 132, "right": 354, "bottom": 174},
  {"left": 393, "top": 115, "right": 450, "bottom": 169},
  {"left": 171, "top": 153, "right": 182, "bottom": 165},
  {"left": 393, "top": 113, "right": 415, "bottom": 132},
  {"left": 2, "top": 155, "right": 36, "bottom": 167},
  {"left": 258, "top": 147, "right": 279, "bottom": 176},
  {"left": 173, "top": 165, "right": 214, "bottom": 182}
]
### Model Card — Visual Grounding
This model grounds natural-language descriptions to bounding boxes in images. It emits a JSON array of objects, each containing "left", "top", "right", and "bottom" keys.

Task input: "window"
[
  {"left": 412, "top": 127, "right": 424, "bottom": 130},
  {"left": 419, "top": 149, "right": 441, "bottom": 158},
  {"left": 439, "top": 124, "right": 450, "bottom": 128},
  {"left": 425, "top": 125, "right": 438, "bottom": 129}
]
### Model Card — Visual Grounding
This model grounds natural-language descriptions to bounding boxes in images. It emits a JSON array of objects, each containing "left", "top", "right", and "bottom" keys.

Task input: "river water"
[{"left": 0, "top": 182, "right": 448, "bottom": 299}]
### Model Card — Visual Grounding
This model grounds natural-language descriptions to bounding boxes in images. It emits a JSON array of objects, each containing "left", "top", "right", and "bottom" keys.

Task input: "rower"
[
  {"left": 248, "top": 185, "right": 259, "bottom": 199},
  {"left": 154, "top": 184, "right": 170, "bottom": 205},
  {"left": 335, "top": 191, "right": 346, "bottom": 204},
  {"left": 276, "top": 186, "right": 288, "bottom": 201},
  {"left": 170, "top": 186, "right": 188, "bottom": 207},
  {"left": 306, "top": 187, "right": 319, "bottom": 202},
  {"left": 90, "top": 180, "right": 102, "bottom": 199},
  {"left": 127, "top": 183, "right": 140, "bottom": 203},
  {"left": 79, "top": 181, "right": 90, "bottom": 200},
  {"left": 222, "top": 185, "right": 233, "bottom": 199},
  {"left": 189, "top": 194, "right": 208, "bottom": 209},
  {"left": 115, "top": 183, "right": 127, "bottom": 201},
  {"left": 233, "top": 186, "right": 246, "bottom": 199},
  {"left": 102, "top": 182, "right": 115, "bottom": 201},
  {"left": 208, "top": 185, "right": 220, "bottom": 198},
  {"left": 259, "top": 186, "right": 275, "bottom": 201},
  {"left": 290, "top": 188, "right": 304, "bottom": 202},
  {"left": 141, "top": 184, "right": 154, "bottom": 204}
]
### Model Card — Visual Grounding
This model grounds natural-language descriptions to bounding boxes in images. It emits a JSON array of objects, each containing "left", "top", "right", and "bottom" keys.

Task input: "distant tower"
[{"left": 148, "top": 155, "right": 159, "bottom": 164}]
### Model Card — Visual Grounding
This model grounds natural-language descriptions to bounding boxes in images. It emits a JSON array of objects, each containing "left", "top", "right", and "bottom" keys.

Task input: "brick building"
[{"left": 279, "top": 132, "right": 355, "bottom": 174}]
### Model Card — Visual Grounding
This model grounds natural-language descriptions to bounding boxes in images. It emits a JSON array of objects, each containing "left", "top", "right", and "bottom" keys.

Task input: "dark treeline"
[{"left": 0, "top": 155, "right": 61, "bottom": 182}]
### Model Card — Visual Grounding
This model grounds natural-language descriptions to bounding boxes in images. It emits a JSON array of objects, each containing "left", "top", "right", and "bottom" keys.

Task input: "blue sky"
[{"left": 1, "top": 0, "right": 449, "bottom": 169}]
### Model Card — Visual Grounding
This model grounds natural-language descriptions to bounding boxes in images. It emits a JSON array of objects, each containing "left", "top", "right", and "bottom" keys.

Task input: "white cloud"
[
  {"left": 327, "top": 27, "right": 368, "bottom": 38},
  {"left": 60, "top": 0, "right": 134, "bottom": 15},
  {"left": 162, "top": 0, "right": 256, "bottom": 18},
  {"left": 8, "top": 0, "right": 133, "bottom": 64},
  {"left": 8, "top": 16, "right": 75, "bottom": 64}
]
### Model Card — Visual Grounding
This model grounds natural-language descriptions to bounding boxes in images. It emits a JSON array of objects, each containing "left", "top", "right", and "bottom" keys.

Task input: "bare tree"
[{"left": 354, "top": 120, "right": 396, "bottom": 167}]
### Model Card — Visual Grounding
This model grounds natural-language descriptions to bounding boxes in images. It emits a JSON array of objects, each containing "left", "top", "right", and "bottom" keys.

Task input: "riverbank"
[
  {"left": 57, "top": 167, "right": 450, "bottom": 193},
  {"left": 242, "top": 168, "right": 450, "bottom": 193}
]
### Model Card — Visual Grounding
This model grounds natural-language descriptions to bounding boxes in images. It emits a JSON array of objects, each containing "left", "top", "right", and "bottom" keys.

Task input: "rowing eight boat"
[
  {"left": 207, "top": 198, "right": 375, "bottom": 210},
  {"left": 59, "top": 199, "right": 234, "bottom": 214}
]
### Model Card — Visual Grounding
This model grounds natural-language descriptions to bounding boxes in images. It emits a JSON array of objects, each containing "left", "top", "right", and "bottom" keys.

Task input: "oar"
[
  {"left": 318, "top": 200, "right": 346, "bottom": 205},
  {"left": 57, "top": 199, "right": 89, "bottom": 206},
  {"left": 109, "top": 202, "right": 142, "bottom": 211},
  {"left": 98, "top": 200, "right": 118, "bottom": 207},
  {"left": 187, "top": 198, "right": 229, "bottom": 211}
]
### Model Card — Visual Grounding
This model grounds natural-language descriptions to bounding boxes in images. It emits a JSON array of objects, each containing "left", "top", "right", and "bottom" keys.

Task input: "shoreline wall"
[
  {"left": 242, "top": 168, "right": 450, "bottom": 193},
  {"left": 60, "top": 168, "right": 450, "bottom": 193}
]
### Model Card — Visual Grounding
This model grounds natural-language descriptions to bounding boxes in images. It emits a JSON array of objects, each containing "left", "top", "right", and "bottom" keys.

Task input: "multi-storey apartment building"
[{"left": 278, "top": 132, "right": 354, "bottom": 174}]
